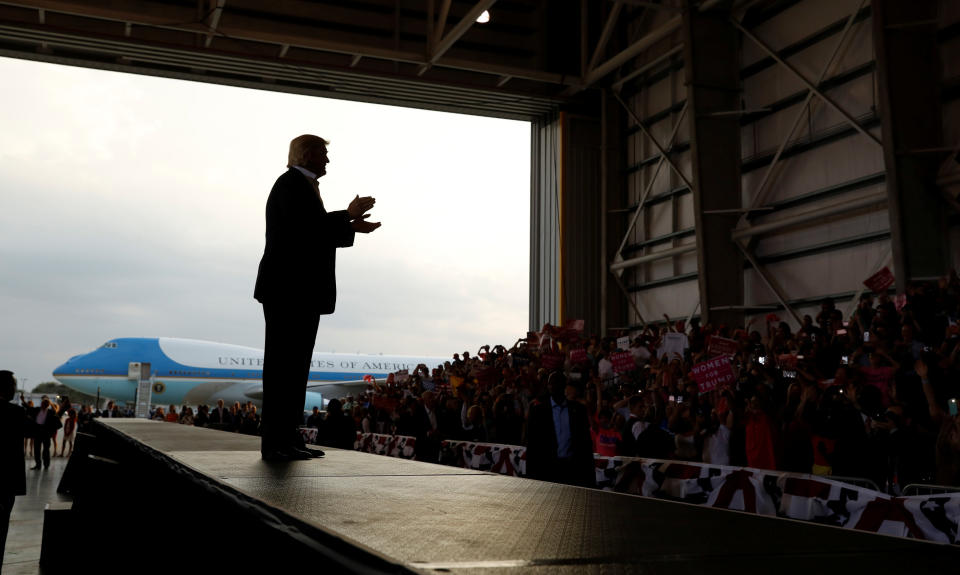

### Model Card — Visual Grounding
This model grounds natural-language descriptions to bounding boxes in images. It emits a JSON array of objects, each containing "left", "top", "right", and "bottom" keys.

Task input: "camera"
[{"left": 949, "top": 398, "right": 958, "bottom": 417}]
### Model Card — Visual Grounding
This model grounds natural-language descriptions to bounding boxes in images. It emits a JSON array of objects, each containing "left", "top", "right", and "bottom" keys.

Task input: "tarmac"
[{"left": 3, "top": 455, "right": 70, "bottom": 574}]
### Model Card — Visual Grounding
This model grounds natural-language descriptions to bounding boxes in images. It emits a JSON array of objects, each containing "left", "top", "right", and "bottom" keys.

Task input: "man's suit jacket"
[
  {"left": 208, "top": 406, "right": 229, "bottom": 425},
  {"left": 1, "top": 401, "right": 27, "bottom": 497},
  {"left": 525, "top": 396, "right": 595, "bottom": 486},
  {"left": 254, "top": 168, "right": 355, "bottom": 311}
]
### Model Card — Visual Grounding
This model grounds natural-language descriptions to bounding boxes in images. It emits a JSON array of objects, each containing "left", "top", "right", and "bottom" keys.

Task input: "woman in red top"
[{"left": 592, "top": 408, "right": 622, "bottom": 457}]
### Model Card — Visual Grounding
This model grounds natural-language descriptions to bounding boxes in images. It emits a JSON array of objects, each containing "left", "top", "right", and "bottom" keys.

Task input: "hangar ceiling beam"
[
  {"left": 420, "top": 0, "right": 497, "bottom": 76},
  {"left": 872, "top": 0, "right": 949, "bottom": 290},
  {"left": 576, "top": 15, "right": 681, "bottom": 92},
  {"left": 589, "top": 0, "right": 623, "bottom": 74},
  {"left": 203, "top": 0, "right": 225, "bottom": 49},
  {"left": 4, "top": 0, "right": 570, "bottom": 87},
  {"left": 683, "top": 0, "right": 743, "bottom": 328}
]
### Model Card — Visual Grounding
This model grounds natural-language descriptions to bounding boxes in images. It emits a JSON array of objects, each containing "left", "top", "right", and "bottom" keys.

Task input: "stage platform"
[{"left": 58, "top": 420, "right": 960, "bottom": 574}]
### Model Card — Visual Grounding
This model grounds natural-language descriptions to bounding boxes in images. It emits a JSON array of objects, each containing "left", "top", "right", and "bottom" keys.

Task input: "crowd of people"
[
  {"left": 13, "top": 274, "right": 960, "bottom": 493},
  {"left": 302, "top": 273, "right": 960, "bottom": 493}
]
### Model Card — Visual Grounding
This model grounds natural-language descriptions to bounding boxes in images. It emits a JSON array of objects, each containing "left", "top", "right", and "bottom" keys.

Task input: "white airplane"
[{"left": 52, "top": 337, "right": 448, "bottom": 411}]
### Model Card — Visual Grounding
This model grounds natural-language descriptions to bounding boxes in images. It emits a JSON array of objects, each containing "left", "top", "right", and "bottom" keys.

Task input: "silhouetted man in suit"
[
  {"left": 254, "top": 135, "right": 380, "bottom": 461},
  {"left": 525, "top": 372, "right": 595, "bottom": 487},
  {"left": 1, "top": 370, "right": 27, "bottom": 559}
]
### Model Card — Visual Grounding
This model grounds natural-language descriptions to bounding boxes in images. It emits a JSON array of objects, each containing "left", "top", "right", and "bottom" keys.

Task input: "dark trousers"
[
  {"left": 1, "top": 494, "right": 13, "bottom": 561},
  {"left": 33, "top": 435, "right": 51, "bottom": 468},
  {"left": 261, "top": 300, "right": 321, "bottom": 452}
]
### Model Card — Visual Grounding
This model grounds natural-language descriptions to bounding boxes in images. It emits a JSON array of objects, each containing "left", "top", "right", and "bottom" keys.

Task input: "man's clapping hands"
[{"left": 348, "top": 194, "right": 381, "bottom": 233}]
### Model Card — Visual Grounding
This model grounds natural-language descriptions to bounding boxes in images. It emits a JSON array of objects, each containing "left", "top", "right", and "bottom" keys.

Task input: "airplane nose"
[{"left": 52, "top": 361, "right": 70, "bottom": 377}]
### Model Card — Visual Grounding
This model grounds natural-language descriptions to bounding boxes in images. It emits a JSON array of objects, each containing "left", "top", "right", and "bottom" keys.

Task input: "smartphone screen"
[
  {"left": 864, "top": 331, "right": 870, "bottom": 342},
  {"left": 949, "top": 399, "right": 958, "bottom": 417}
]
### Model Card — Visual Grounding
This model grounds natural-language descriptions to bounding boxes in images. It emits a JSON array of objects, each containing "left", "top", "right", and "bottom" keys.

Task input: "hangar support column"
[
  {"left": 682, "top": 0, "right": 743, "bottom": 328},
  {"left": 873, "top": 0, "right": 949, "bottom": 291}
]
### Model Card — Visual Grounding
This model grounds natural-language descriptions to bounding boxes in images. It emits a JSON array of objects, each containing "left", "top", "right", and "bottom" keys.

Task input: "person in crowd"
[
  {"left": 318, "top": 399, "right": 354, "bottom": 450},
  {"left": 194, "top": 404, "right": 209, "bottom": 427},
  {"left": 209, "top": 399, "right": 229, "bottom": 427},
  {"left": 165, "top": 405, "right": 179, "bottom": 423},
  {"left": 525, "top": 372, "right": 595, "bottom": 487},
  {"left": 1, "top": 371, "right": 27, "bottom": 562},
  {"left": 59, "top": 407, "right": 78, "bottom": 458},
  {"left": 180, "top": 407, "right": 195, "bottom": 426},
  {"left": 306, "top": 406, "right": 323, "bottom": 429},
  {"left": 151, "top": 407, "right": 166, "bottom": 421},
  {"left": 31, "top": 398, "right": 61, "bottom": 470}
]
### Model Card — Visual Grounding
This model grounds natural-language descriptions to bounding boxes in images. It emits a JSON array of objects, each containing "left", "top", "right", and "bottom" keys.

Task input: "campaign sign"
[
  {"left": 690, "top": 358, "right": 736, "bottom": 394},
  {"left": 540, "top": 352, "right": 565, "bottom": 370},
  {"left": 863, "top": 267, "right": 895, "bottom": 293},
  {"left": 569, "top": 347, "right": 589, "bottom": 366},
  {"left": 610, "top": 351, "right": 635, "bottom": 374},
  {"left": 617, "top": 336, "right": 630, "bottom": 351},
  {"left": 707, "top": 336, "right": 739, "bottom": 357}
]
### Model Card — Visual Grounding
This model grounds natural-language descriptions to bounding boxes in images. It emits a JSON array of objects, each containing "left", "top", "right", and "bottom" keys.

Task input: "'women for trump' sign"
[{"left": 690, "top": 357, "right": 736, "bottom": 393}]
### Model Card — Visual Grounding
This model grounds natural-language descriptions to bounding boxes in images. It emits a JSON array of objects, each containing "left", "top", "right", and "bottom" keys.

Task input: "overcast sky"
[{"left": 0, "top": 56, "right": 530, "bottom": 390}]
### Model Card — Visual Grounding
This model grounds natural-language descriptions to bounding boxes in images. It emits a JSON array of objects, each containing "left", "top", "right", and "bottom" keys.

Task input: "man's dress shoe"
[{"left": 261, "top": 447, "right": 311, "bottom": 462}]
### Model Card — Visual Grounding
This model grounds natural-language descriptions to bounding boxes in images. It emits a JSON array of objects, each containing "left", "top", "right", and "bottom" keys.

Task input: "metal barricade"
[
  {"left": 828, "top": 475, "right": 881, "bottom": 492},
  {"left": 902, "top": 483, "right": 960, "bottom": 497}
]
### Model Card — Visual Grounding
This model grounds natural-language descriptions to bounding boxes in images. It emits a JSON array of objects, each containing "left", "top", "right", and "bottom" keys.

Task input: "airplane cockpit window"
[{"left": 101, "top": 342, "right": 118, "bottom": 349}]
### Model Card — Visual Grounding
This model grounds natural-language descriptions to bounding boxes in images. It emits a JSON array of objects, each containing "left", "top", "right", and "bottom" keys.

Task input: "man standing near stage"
[
  {"left": 1, "top": 370, "right": 26, "bottom": 559},
  {"left": 254, "top": 134, "right": 379, "bottom": 462}
]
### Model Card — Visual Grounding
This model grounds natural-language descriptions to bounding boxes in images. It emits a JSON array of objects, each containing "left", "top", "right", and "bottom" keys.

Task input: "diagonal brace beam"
[
  {"left": 736, "top": 0, "right": 867, "bottom": 229},
  {"left": 614, "top": 101, "right": 690, "bottom": 268},
  {"left": 732, "top": 18, "right": 882, "bottom": 149},
  {"left": 736, "top": 240, "right": 802, "bottom": 325},
  {"left": 613, "top": 90, "right": 694, "bottom": 192}
]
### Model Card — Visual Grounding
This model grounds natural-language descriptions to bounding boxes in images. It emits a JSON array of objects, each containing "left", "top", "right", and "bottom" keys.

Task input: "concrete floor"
[{"left": 2, "top": 455, "right": 71, "bottom": 575}]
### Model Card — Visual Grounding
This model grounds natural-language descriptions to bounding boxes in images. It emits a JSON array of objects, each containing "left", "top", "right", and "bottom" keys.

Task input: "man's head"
[
  {"left": 217, "top": 399, "right": 224, "bottom": 409},
  {"left": 288, "top": 134, "right": 329, "bottom": 177},
  {"left": 0, "top": 370, "right": 16, "bottom": 402},
  {"left": 547, "top": 372, "right": 566, "bottom": 403}
]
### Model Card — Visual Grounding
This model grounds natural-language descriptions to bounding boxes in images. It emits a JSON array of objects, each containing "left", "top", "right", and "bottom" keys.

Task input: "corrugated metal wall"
[
  {"left": 530, "top": 113, "right": 561, "bottom": 330},
  {"left": 614, "top": 0, "right": 900, "bottom": 332},
  {"left": 740, "top": 0, "right": 888, "bottom": 324}
]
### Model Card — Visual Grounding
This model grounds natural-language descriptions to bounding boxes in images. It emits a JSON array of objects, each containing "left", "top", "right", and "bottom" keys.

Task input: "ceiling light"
[{"left": 476, "top": 10, "right": 490, "bottom": 24}]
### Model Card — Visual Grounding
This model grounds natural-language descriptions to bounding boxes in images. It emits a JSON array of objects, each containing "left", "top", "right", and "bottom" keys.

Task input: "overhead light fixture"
[{"left": 476, "top": 10, "right": 490, "bottom": 24}]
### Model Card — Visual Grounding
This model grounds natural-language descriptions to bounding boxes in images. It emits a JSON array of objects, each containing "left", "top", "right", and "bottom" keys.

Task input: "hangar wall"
[{"left": 591, "top": 0, "right": 956, "bottom": 337}]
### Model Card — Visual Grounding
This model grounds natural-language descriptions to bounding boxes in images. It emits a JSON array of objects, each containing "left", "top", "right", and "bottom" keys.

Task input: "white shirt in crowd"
[
  {"left": 598, "top": 356, "right": 614, "bottom": 380},
  {"left": 703, "top": 424, "right": 731, "bottom": 466},
  {"left": 657, "top": 332, "right": 690, "bottom": 360}
]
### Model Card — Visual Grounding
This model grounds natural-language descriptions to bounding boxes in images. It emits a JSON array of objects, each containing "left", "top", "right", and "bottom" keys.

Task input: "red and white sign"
[
  {"left": 610, "top": 351, "right": 635, "bottom": 374},
  {"left": 690, "top": 357, "right": 736, "bottom": 394},
  {"left": 540, "top": 352, "right": 565, "bottom": 370},
  {"left": 569, "top": 347, "right": 589, "bottom": 365},
  {"left": 863, "top": 266, "right": 895, "bottom": 293},
  {"left": 707, "top": 336, "right": 739, "bottom": 357}
]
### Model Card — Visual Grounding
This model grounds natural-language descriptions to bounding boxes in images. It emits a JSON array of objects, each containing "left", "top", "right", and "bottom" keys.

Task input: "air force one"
[{"left": 52, "top": 337, "right": 448, "bottom": 411}]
